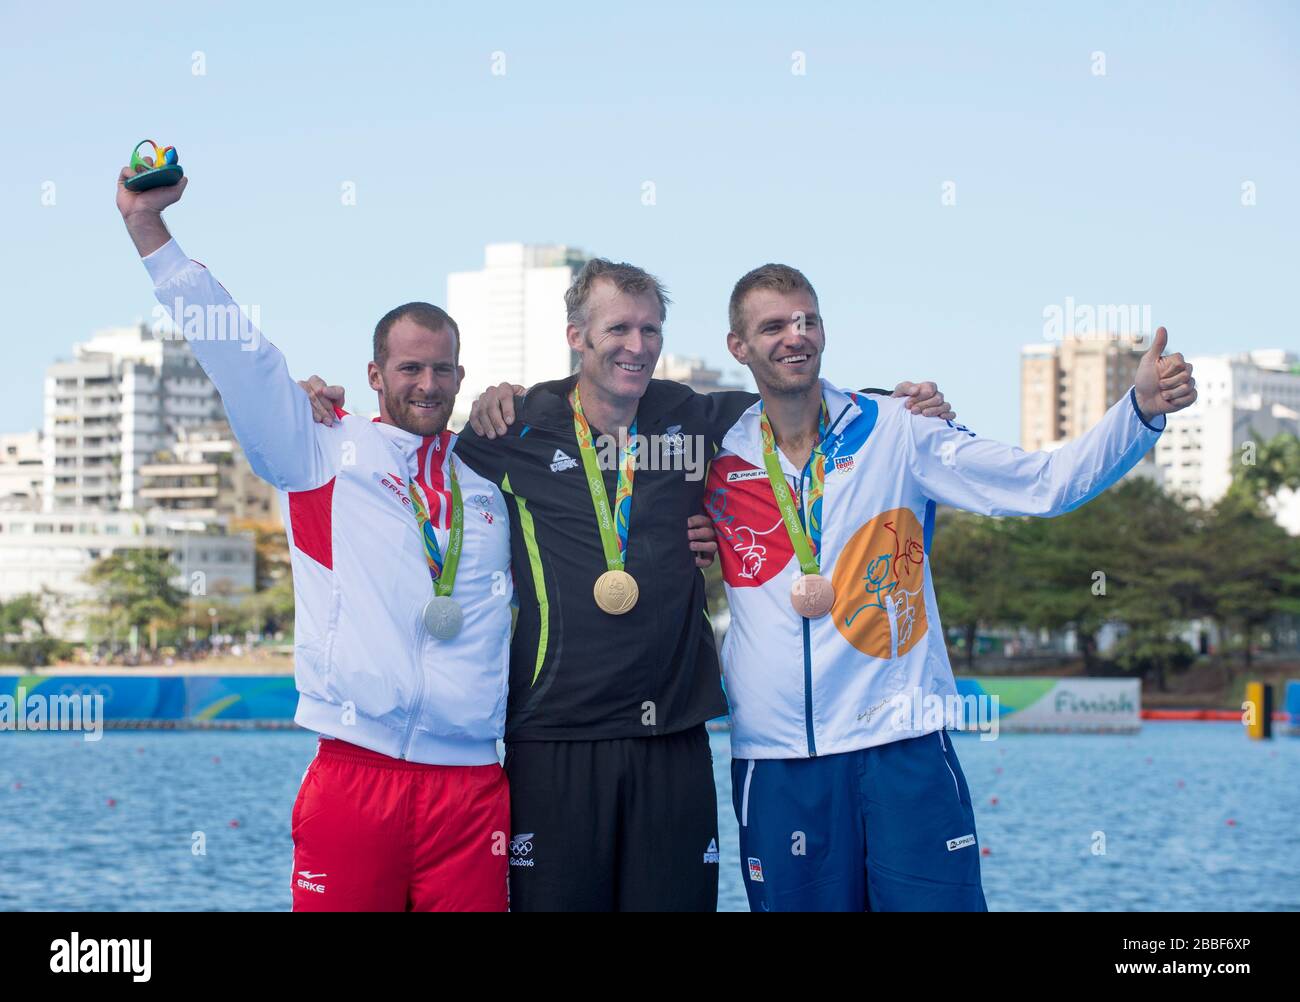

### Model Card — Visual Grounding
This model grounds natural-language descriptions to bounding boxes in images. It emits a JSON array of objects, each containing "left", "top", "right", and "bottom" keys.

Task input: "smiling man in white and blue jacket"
[{"left": 704, "top": 264, "right": 1197, "bottom": 912}]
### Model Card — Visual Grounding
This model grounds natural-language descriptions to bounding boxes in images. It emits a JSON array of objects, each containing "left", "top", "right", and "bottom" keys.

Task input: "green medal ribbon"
[
  {"left": 759, "top": 402, "right": 828, "bottom": 577},
  {"left": 406, "top": 458, "right": 464, "bottom": 598},
  {"left": 570, "top": 385, "right": 638, "bottom": 572}
]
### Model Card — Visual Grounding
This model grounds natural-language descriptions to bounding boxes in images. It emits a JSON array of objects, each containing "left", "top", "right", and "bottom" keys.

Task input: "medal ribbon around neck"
[
  {"left": 406, "top": 458, "right": 464, "bottom": 599},
  {"left": 570, "top": 384, "right": 638, "bottom": 572},
  {"left": 759, "top": 400, "right": 829, "bottom": 575}
]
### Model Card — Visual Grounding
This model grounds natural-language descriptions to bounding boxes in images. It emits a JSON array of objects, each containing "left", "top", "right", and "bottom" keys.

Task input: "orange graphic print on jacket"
[{"left": 830, "top": 507, "right": 928, "bottom": 658}]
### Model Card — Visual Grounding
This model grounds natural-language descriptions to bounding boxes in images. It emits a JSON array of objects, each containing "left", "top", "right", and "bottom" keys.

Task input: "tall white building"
[
  {"left": 0, "top": 431, "right": 44, "bottom": 510},
  {"left": 1156, "top": 350, "right": 1300, "bottom": 532},
  {"left": 43, "top": 324, "right": 223, "bottom": 512},
  {"left": 448, "top": 243, "right": 588, "bottom": 426}
]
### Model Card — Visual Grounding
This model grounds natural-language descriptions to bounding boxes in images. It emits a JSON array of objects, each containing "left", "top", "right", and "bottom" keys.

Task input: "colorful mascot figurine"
[{"left": 124, "top": 139, "right": 183, "bottom": 192}]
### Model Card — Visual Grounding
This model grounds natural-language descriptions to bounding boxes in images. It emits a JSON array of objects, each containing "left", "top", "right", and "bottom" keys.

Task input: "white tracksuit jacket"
[
  {"left": 704, "top": 378, "right": 1165, "bottom": 760},
  {"left": 143, "top": 240, "right": 512, "bottom": 764}
]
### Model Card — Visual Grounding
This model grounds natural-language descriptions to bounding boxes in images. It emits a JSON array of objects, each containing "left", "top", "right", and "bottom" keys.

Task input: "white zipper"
[
  {"left": 938, "top": 730, "right": 961, "bottom": 801},
  {"left": 741, "top": 760, "right": 756, "bottom": 827}
]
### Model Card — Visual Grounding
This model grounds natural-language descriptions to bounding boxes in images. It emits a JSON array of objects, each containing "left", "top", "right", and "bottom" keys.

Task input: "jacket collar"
[
  {"left": 369, "top": 419, "right": 454, "bottom": 465},
  {"left": 720, "top": 378, "right": 862, "bottom": 473}
]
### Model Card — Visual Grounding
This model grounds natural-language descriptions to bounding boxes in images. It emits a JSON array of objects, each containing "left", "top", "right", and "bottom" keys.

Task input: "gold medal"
[
  {"left": 594, "top": 569, "right": 639, "bottom": 615},
  {"left": 790, "top": 572, "right": 835, "bottom": 618}
]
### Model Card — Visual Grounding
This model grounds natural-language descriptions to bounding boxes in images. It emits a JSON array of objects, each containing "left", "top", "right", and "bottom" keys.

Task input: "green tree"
[
  {"left": 1008, "top": 486, "right": 1129, "bottom": 673},
  {"left": 0, "top": 593, "right": 47, "bottom": 638},
  {"left": 930, "top": 510, "right": 1014, "bottom": 669},
  {"left": 1232, "top": 431, "right": 1300, "bottom": 503},
  {"left": 84, "top": 549, "right": 186, "bottom": 653},
  {"left": 1200, "top": 490, "right": 1298, "bottom": 672}
]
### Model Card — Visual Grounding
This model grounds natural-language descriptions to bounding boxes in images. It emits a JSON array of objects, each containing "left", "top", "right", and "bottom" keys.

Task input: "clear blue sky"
[{"left": 2, "top": 1, "right": 1296, "bottom": 442}]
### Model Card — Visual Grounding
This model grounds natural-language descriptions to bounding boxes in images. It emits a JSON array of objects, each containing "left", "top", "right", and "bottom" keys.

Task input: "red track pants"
[{"left": 291, "top": 737, "right": 509, "bottom": 911}]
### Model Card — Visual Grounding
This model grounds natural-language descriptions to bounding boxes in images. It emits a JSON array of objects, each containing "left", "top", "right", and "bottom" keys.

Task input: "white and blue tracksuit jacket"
[{"left": 704, "top": 378, "right": 1164, "bottom": 760}]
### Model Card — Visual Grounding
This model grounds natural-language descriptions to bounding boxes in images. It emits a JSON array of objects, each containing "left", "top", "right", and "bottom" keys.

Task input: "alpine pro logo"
[
  {"left": 510, "top": 833, "right": 535, "bottom": 867},
  {"left": 703, "top": 838, "right": 720, "bottom": 864},
  {"left": 946, "top": 834, "right": 976, "bottom": 852},
  {"left": 549, "top": 450, "right": 578, "bottom": 473}
]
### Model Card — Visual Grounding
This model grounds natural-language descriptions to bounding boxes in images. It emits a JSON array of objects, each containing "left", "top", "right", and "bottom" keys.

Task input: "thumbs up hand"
[{"left": 1134, "top": 327, "right": 1197, "bottom": 423}]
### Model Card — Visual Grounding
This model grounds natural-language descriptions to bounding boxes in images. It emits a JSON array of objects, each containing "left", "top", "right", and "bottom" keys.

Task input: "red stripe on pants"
[{"left": 291, "top": 738, "right": 509, "bottom": 912}]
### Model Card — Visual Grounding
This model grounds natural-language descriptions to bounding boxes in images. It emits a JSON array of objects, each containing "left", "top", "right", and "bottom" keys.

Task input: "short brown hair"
[
  {"left": 373, "top": 302, "right": 460, "bottom": 368},
  {"left": 728, "top": 264, "right": 819, "bottom": 337},
  {"left": 565, "top": 258, "right": 671, "bottom": 330}
]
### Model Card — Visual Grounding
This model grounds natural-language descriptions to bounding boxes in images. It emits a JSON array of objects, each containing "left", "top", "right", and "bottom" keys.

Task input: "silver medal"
[{"left": 422, "top": 595, "right": 464, "bottom": 640}]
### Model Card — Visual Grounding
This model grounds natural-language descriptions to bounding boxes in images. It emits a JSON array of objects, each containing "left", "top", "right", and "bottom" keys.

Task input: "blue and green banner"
[{"left": 0, "top": 675, "right": 298, "bottom": 723}]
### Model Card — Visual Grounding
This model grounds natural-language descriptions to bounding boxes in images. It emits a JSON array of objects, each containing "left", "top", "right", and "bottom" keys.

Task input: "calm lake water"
[{"left": 1, "top": 724, "right": 1296, "bottom": 911}]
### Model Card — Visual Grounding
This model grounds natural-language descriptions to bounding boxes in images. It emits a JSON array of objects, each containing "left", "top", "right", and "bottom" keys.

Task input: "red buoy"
[
  {"left": 229, "top": 819, "right": 240, "bottom": 828},
  {"left": 981, "top": 846, "right": 991, "bottom": 857},
  {"left": 990, "top": 796, "right": 999, "bottom": 806},
  {"left": 107, "top": 798, "right": 116, "bottom": 808}
]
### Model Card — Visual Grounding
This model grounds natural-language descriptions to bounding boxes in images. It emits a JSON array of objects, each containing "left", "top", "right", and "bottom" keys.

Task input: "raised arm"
[
  {"left": 117, "top": 166, "right": 338, "bottom": 491},
  {"left": 907, "top": 328, "right": 1194, "bottom": 517}
]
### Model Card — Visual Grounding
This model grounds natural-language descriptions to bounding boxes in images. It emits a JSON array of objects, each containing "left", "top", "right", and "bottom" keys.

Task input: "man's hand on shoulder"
[
  {"left": 892, "top": 381, "right": 955, "bottom": 421},
  {"left": 469, "top": 382, "right": 527, "bottom": 439},
  {"left": 298, "top": 375, "right": 347, "bottom": 426}
]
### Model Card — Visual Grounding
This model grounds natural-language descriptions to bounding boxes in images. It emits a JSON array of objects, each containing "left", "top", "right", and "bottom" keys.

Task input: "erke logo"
[
  {"left": 296, "top": 870, "right": 327, "bottom": 893},
  {"left": 376, "top": 471, "right": 411, "bottom": 506}
]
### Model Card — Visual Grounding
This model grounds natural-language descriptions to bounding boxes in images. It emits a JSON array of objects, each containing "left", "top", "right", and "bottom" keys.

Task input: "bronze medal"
[{"left": 790, "top": 572, "right": 835, "bottom": 618}]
